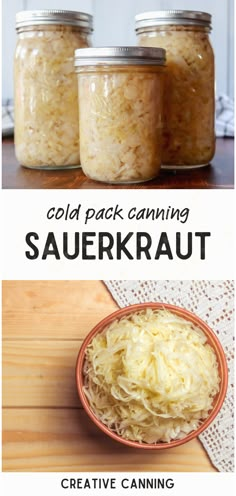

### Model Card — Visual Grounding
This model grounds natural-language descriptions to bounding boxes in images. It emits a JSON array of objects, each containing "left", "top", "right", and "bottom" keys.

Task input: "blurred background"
[{"left": 2, "top": 0, "right": 234, "bottom": 101}]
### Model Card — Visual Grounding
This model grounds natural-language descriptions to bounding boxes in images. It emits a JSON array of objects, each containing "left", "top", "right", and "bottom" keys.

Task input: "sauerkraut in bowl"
[
  {"left": 76, "top": 303, "right": 227, "bottom": 449},
  {"left": 76, "top": 66, "right": 164, "bottom": 183}
]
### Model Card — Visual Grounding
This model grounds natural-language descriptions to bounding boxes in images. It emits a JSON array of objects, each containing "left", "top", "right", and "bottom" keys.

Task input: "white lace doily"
[{"left": 104, "top": 280, "right": 234, "bottom": 472}]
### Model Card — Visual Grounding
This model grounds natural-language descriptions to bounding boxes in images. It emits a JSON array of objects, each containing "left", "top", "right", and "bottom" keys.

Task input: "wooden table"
[
  {"left": 2, "top": 281, "right": 216, "bottom": 472},
  {"left": 2, "top": 138, "right": 234, "bottom": 189}
]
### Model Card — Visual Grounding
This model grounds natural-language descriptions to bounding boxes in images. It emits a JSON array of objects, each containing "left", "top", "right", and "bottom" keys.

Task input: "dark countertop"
[{"left": 2, "top": 137, "right": 234, "bottom": 189}]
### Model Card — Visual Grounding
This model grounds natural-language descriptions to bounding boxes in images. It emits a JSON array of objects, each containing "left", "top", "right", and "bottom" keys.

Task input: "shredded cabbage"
[
  {"left": 15, "top": 26, "right": 90, "bottom": 167},
  {"left": 78, "top": 68, "right": 163, "bottom": 183},
  {"left": 83, "top": 309, "right": 220, "bottom": 443},
  {"left": 138, "top": 27, "right": 215, "bottom": 166}
]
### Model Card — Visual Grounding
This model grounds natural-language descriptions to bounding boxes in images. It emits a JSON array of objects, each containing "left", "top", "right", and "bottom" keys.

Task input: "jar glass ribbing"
[
  {"left": 74, "top": 47, "right": 166, "bottom": 184},
  {"left": 14, "top": 10, "right": 93, "bottom": 169},
  {"left": 136, "top": 11, "right": 215, "bottom": 169}
]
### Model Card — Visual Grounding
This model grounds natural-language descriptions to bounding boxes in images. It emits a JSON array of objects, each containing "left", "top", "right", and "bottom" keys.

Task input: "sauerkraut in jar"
[
  {"left": 136, "top": 11, "right": 215, "bottom": 168},
  {"left": 74, "top": 47, "right": 165, "bottom": 183},
  {"left": 14, "top": 10, "right": 93, "bottom": 169}
]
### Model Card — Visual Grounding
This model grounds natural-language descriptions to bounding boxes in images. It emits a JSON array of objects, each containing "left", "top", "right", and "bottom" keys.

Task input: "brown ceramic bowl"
[{"left": 76, "top": 302, "right": 228, "bottom": 449}]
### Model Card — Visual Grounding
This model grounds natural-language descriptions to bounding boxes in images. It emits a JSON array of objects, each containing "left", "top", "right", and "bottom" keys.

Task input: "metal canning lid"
[
  {"left": 74, "top": 46, "right": 166, "bottom": 67},
  {"left": 16, "top": 10, "right": 93, "bottom": 31},
  {"left": 135, "top": 10, "right": 212, "bottom": 30}
]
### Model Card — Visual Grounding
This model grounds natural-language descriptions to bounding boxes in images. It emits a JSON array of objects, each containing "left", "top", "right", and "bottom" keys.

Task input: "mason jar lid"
[
  {"left": 74, "top": 46, "right": 166, "bottom": 67},
  {"left": 16, "top": 10, "right": 93, "bottom": 32},
  {"left": 135, "top": 10, "right": 212, "bottom": 30}
]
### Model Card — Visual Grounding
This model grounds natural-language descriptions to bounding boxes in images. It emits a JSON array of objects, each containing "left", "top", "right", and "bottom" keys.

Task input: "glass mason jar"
[
  {"left": 74, "top": 47, "right": 166, "bottom": 184},
  {"left": 14, "top": 10, "right": 93, "bottom": 169},
  {"left": 136, "top": 10, "right": 215, "bottom": 169}
]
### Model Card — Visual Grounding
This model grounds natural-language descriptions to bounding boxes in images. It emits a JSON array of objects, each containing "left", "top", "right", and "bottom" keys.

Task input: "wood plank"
[
  {"left": 2, "top": 281, "right": 216, "bottom": 472},
  {"left": 26, "top": 0, "right": 93, "bottom": 14},
  {"left": 2, "top": 138, "right": 234, "bottom": 189},
  {"left": 2, "top": 281, "right": 118, "bottom": 339},
  {"left": 2, "top": 0, "right": 24, "bottom": 100},
  {"left": 228, "top": 0, "right": 234, "bottom": 98},
  {"left": 2, "top": 409, "right": 216, "bottom": 472},
  {"left": 2, "top": 341, "right": 82, "bottom": 408}
]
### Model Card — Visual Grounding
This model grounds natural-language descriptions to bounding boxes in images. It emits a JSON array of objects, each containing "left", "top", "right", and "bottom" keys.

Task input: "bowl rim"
[{"left": 76, "top": 302, "right": 228, "bottom": 450}]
